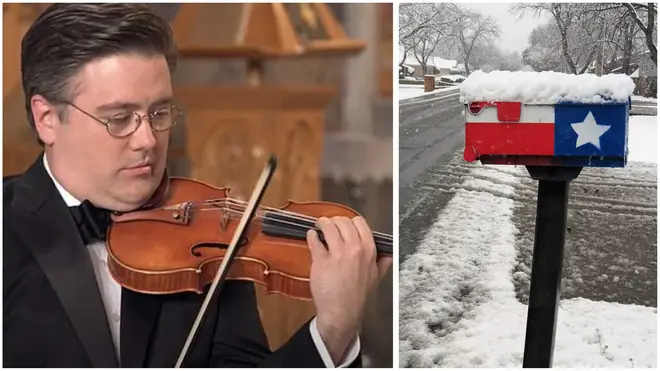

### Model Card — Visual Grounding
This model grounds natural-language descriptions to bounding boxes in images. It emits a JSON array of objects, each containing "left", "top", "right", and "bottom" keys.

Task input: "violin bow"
[{"left": 174, "top": 155, "right": 278, "bottom": 368}]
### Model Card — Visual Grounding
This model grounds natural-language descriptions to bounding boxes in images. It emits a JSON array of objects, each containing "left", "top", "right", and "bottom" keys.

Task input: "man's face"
[{"left": 43, "top": 54, "right": 173, "bottom": 211}]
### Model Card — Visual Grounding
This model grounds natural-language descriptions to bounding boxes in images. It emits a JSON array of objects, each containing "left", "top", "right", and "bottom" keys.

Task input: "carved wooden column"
[{"left": 320, "top": 3, "right": 393, "bottom": 367}]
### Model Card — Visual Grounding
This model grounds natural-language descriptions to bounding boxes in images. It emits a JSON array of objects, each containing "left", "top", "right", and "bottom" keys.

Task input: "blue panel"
[
  {"left": 553, "top": 102, "right": 628, "bottom": 158},
  {"left": 560, "top": 156, "right": 626, "bottom": 168},
  {"left": 478, "top": 155, "right": 626, "bottom": 168}
]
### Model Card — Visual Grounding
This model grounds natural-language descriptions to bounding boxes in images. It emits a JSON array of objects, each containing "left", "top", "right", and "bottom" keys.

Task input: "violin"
[
  {"left": 107, "top": 164, "right": 393, "bottom": 299},
  {"left": 105, "top": 155, "right": 393, "bottom": 367}
]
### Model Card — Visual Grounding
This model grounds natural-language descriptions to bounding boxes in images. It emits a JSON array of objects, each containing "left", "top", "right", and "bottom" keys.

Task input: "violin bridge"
[
  {"left": 183, "top": 201, "right": 193, "bottom": 223},
  {"left": 220, "top": 211, "right": 229, "bottom": 231}
]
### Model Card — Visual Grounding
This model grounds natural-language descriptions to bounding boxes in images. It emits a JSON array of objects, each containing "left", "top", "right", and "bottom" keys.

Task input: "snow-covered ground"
[
  {"left": 632, "top": 95, "right": 658, "bottom": 103},
  {"left": 400, "top": 116, "right": 657, "bottom": 368},
  {"left": 628, "top": 116, "right": 657, "bottom": 163}
]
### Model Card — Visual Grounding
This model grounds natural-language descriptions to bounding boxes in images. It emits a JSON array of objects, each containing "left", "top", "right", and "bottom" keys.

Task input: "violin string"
[
  {"left": 200, "top": 198, "right": 344, "bottom": 229},
  {"left": 191, "top": 207, "right": 393, "bottom": 246},
  {"left": 159, "top": 198, "right": 393, "bottom": 242},
  {"left": 223, "top": 201, "right": 393, "bottom": 244},
  {"left": 200, "top": 197, "right": 393, "bottom": 241},
  {"left": 195, "top": 206, "right": 393, "bottom": 246},
  {"left": 210, "top": 198, "right": 321, "bottom": 225}
]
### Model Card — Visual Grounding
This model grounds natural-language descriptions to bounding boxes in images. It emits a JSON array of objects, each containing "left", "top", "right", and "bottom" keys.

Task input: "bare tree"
[
  {"left": 470, "top": 42, "right": 524, "bottom": 72},
  {"left": 615, "top": 15, "right": 645, "bottom": 73},
  {"left": 412, "top": 31, "right": 444, "bottom": 74},
  {"left": 451, "top": 9, "right": 500, "bottom": 75},
  {"left": 401, "top": 3, "right": 535, "bottom": 76},
  {"left": 586, "top": 5, "right": 644, "bottom": 74},
  {"left": 512, "top": 3, "right": 590, "bottom": 74},
  {"left": 578, "top": 3, "right": 619, "bottom": 75},
  {"left": 433, "top": 41, "right": 459, "bottom": 61},
  {"left": 398, "top": 3, "right": 462, "bottom": 72},
  {"left": 570, "top": 12, "right": 608, "bottom": 74},
  {"left": 500, "top": 50, "right": 525, "bottom": 71},
  {"left": 469, "top": 40, "right": 499, "bottom": 71},
  {"left": 513, "top": 2, "right": 655, "bottom": 74},
  {"left": 522, "top": 23, "right": 565, "bottom": 72},
  {"left": 621, "top": 2, "right": 656, "bottom": 65},
  {"left": 573, "top": 3, "right": 650, "bottom": 75},
  {"left": 399, "top": 4, "right": 441, "bottom": 43}
]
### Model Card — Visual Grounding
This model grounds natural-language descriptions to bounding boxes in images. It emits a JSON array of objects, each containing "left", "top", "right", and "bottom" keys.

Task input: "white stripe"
[{"left": 465, "top": 104, "right": 554, "bottom": 123}]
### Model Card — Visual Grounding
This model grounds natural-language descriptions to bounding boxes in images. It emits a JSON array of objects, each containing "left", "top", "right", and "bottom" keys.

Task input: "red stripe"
[{"left": 465, "top": 122, "right": 554, "bottom": 156}]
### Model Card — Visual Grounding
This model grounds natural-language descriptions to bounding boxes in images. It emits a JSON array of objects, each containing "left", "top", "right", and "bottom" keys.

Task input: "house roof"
[
  {"left": 401, "top": 64, "right": 415, "bottom": 73},
  {"left": 430, "top": 57, "right": 457, "bottom": 69},
  {"left": 400, "top": 49, "right": 458, "bottom": 69}
]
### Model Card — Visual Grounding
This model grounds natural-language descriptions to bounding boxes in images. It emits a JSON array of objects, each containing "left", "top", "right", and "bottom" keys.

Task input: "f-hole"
[{"left": 190, "top": 236, "right": 250, "bottom": 257}]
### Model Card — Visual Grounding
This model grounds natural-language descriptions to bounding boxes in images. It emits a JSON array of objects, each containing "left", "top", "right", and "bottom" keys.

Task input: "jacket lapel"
[
  {"left": 10, "top": 155, "right": 119, "bottom": 367},
  {"left": 120, "top": 289, "right": 163, "bottom": 367}
]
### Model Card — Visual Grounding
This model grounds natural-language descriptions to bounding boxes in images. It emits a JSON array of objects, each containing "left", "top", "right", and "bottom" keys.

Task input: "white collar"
[{"left": 43, "top": 154, "right": 82, "bottom": 207}]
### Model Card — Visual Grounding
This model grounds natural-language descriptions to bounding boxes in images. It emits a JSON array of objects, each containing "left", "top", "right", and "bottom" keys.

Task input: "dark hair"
[{"left": 21, "top": 3, "right": 178, "bottom": 144}]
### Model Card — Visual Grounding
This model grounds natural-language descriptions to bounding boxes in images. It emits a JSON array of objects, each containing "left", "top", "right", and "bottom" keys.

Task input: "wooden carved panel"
[
  {"left": 278, "top": 115, "right": 324, "bottom": 203},
  {"left": 180, "top": 111, "right": 326, "bottom": 209},
  {"left": 188, "top": 113, "right": 282, "bottom": 204},
  {"left": 172, "top": 85, "right": 336, "bottom": 207}
]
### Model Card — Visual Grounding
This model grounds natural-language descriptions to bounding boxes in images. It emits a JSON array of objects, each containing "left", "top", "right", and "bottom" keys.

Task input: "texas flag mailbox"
[{"left": 460, "top": 71, "right": 636, "bottom": 168}]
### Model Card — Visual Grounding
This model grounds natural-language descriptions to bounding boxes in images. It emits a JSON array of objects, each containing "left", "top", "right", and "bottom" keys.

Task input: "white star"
[{"left": 570, "top": 111, "right": 611, "bottom": 149}]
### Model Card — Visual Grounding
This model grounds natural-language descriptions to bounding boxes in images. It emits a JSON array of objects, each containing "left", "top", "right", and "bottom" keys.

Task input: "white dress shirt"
[{"left": 43, "top": 155, "right": 360, "bottom": 367}]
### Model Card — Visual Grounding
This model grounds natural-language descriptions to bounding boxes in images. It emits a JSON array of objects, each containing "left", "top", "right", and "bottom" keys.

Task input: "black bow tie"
[{"left": 69, "top": 200, "right": 111, "bottom": 245}]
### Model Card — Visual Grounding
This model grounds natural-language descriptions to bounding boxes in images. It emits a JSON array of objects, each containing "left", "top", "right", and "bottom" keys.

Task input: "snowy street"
[
  {"left": 399, "top": 115, "right": 657, "bottom": 367},
  {"left": 399, "top": 86, "right": 462, "bottom": 190}
]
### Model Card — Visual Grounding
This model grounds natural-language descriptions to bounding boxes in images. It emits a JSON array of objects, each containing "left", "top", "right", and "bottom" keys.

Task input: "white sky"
[{"left": 459, "top": 2, "right": 552, "bottom": 53}]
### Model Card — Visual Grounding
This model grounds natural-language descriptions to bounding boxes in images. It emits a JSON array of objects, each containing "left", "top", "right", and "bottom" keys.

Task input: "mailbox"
[{"left": 461, "top": 71, "right": 635, "bottom": 168}]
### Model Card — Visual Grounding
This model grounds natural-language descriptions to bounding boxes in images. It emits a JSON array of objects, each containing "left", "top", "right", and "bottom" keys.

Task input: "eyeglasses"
[{"left": 60, "top": 101, "right": 184, "bottom": 138}]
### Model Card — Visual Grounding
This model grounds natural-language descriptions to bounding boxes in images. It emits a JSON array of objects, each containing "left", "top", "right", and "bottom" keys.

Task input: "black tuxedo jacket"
[{"left": 4, "top": 155, "right": 360, "bottom": 368}]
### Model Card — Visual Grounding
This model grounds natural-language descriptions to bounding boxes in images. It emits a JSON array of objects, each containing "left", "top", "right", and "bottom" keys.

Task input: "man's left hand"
[{"left": 306, "top": 216, "right": 393, "bottom": 364}]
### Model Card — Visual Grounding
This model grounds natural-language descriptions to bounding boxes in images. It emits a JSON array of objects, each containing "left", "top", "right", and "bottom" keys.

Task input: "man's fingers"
[
  {"left": 307, "top": 229, "right": 328, "bottom": 260},
  {"left": 331, "top": 216, "right": 360, "bottom": 254},
  {"left": 316, "top": 217, "right": 343, "bottom": 254},
  {"left": 376, "top": 256, "right": 393, "bottom": 281},
  {"left": 351, "top": 216, "right": 377, "bottom": 261}
]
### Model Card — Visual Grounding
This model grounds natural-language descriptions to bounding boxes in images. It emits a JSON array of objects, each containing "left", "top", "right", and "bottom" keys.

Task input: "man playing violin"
[{"left": 3, "top": 3, "right": 392, "bottom": 368}]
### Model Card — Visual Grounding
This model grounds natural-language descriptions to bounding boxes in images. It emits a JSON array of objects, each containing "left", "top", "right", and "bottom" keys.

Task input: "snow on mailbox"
[{"left": 460, "top": 71, "right": 636, "bottom": 168}]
